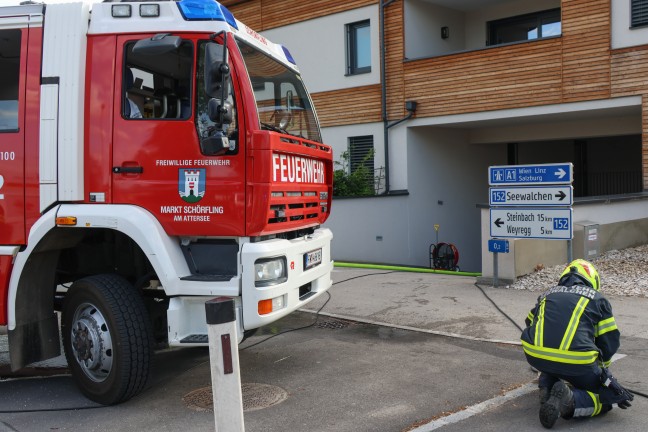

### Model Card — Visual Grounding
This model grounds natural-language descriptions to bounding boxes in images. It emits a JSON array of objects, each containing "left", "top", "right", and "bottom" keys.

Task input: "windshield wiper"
[{"left": 260, "top": 122, "right": 289, "bottom": 135}]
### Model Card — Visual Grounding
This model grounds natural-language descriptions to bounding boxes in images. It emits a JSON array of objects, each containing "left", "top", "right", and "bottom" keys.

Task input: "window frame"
[
  {"left": 345, "top": 19, "right": 371, "bottom": 76},
  {"left": 348, "top": 135, "right": 375, "bottom": 190},
  {"left": 486, "top": 8, "right": 561, "bottom": 47},
  {"left": 631, "top": 0, "right": 648, "bottom": 28}
]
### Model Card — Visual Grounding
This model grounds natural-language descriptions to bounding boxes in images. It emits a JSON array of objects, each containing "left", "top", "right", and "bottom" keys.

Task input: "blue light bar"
[
  {"left": 176, "top": 0, "right": 238, "bottom": 29},
  {"left": 281, "top": 45, "right": 296, "bottom": 65}
]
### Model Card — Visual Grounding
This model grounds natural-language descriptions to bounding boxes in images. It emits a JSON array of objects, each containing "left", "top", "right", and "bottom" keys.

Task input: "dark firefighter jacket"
[{"left": 520, "top": 276, "right": 620, "bottom": 376}]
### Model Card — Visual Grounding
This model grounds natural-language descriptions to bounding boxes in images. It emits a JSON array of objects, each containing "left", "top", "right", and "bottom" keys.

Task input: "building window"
[
  {"left": 349, "top": 135, "right": 374, "bottom": 188},
  {"left": 631, "top": 0, "right": 648, "bottom": 28},
  {"left": 487, "top": 9, "right": 561, "bottom": 46},
  {"left": 346, "top": 20, "right": 371, "bottom": 75},
  {"left": 0, "top": 29, "right": 21, "bottom": 132}
]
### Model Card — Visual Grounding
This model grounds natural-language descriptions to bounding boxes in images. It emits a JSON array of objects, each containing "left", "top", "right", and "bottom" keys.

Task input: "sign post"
[
  {"left": 488, "top": 239, "right": 509, "bottom": 287},
  {"left": 487, "top": 163, "right": 574, "bottom": 287}
]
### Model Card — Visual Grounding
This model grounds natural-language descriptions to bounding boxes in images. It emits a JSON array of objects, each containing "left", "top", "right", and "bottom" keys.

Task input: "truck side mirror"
[
  {"left": 208, "top": 98, "right": 233, "bottom": 124},
  {"left": 204, "top": 43, "right": 230, "bottom": 99},
  {"left": 200, "top": 132, "right": 230, "bottom": 156}
]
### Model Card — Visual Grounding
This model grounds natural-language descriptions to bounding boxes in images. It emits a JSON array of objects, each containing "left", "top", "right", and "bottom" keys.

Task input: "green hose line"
[{"left": 334, "top": 261, "right": 481, "bottom": 277}]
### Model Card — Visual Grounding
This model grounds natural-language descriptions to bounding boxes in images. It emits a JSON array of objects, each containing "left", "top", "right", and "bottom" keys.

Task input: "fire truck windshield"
[{"left": 237, "top": 40, "right": 322, "bottom": 143}]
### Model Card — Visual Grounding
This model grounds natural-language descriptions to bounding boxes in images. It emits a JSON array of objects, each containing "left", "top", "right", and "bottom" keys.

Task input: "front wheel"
[{"left": 62, "top": 274, "right": 153, "bottom": 405}]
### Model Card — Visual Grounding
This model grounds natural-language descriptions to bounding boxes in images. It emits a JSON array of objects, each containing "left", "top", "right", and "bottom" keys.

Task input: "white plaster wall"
[
  {"left": 321, "top": 122, "right": 385, "bottom": 170},
  {"left": 612, "top": 0, "right": 648, "bottom": 49},
  {"left": 261, "top": 5, "right": 380, "bottom": 94},
  {"left": 404, "top": 1, "right": 466, "bottom": 59}
]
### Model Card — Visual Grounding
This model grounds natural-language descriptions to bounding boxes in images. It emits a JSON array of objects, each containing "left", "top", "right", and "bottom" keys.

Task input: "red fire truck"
[{"left": 0, "top": 0, "right": 333, "bottom": 404}]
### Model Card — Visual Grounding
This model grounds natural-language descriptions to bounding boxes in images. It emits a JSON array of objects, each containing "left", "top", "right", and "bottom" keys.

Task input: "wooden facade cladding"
[
  {"left": 612, "top": 47, "right": 648, "bottom": 191},
  {"left": 403, "top": 39, "right": 564, "bottom": 118},
  {"left": 401, "top": 0, "right": 612, "bottom": 118},
  {"left": 222, "top": 0, "right": 377, "bottom": 31},
  {"left": 561, "top": 0, "right": 610, "bottom": 102},
  {"left": 311, "top": 85, "right": 382, "bottom": 127}
]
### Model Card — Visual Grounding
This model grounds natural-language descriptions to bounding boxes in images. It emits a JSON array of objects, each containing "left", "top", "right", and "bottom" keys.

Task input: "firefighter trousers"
[{"left": 539, "top": 370, "right": 625, "bottom": 417}]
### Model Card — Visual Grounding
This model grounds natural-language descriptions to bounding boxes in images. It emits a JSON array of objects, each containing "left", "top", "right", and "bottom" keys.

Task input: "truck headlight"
[{"left": 254, "top": 257, "right": 287, "bottom": 286}]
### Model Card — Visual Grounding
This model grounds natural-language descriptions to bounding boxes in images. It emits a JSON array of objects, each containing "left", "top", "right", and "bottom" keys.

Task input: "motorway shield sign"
[
  {"left": 489, "top": 163, "right": 573, "bottom": 185},
  {"left": 490, "top": 208, "right": 573, "bottom": 240},
  {"left": 489, "top": 185, "right": 573, "bottom": 207}
]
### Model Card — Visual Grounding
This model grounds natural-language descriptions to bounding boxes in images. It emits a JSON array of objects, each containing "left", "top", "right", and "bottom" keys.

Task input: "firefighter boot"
[
  {"left": 539, "top": 381, "right": 574, "bottom": 429},
  {"left": 539, "top": 386, "right": 551, "bottom": 405}
]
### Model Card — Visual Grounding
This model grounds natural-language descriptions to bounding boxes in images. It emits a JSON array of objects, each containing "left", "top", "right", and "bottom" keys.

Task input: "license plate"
[{"left": 304, "top": 248, "right": 322, "bottom": 270}]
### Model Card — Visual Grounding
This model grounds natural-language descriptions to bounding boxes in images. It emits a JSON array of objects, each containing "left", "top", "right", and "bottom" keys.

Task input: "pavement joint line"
[
  {"left": 408, "top": 381, "right": 537, "bottom": 432},
  {"left": 299, "top": 309, "right": 522, "bottom": 346}
]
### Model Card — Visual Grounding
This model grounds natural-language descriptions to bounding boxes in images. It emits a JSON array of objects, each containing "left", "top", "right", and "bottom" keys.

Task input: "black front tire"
[{"left": 62, "top": 274, "right": 153, "bottom": 405}]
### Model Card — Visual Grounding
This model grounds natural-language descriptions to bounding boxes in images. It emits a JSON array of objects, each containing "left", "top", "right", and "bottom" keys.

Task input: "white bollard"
[{"left": 205, "top": 297, "right": 245, "bottom": 432}]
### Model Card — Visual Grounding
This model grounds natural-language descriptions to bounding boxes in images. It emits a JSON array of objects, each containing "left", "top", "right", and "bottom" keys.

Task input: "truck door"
[
  {"left": 111, "top": 35, "right": 245, "bottom": 237},
  {"left": 0, "top": 23, "right": 28, "bottom": 245}
]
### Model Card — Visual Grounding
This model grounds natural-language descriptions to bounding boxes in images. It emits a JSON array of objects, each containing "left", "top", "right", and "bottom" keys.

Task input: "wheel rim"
[{"left": 70, "top": 302, "right": 113, "bottom": 382}]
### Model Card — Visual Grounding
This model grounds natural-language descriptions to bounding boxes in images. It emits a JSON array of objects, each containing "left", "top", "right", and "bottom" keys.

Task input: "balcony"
[{"left": 403, "top": 0, "right": 561, "bottom": 60}]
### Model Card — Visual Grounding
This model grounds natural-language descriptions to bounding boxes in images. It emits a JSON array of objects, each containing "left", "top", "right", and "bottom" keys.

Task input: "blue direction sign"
[
  {"left": 489, "top": 185, "right": 573, "bottom": 207},
  {"left": 488, "top": 239, "right": 509, "bottom": 253},
  {"left": 489, "top": 163, "right": 573, "bottom": 186},
  {"left": 490, "top": 208, "right": 573, "bottom": 240}
]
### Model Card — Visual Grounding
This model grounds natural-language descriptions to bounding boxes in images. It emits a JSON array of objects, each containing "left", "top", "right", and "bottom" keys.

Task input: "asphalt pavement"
[{"left": 1, "top": 267, "right": 646, "bottom": 431}]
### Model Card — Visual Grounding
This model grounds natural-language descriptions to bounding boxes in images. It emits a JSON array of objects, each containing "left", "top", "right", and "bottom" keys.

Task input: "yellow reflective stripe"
[
  {"left": 601, "top": 358, "right": 612, "bottom": 368},
  {"left": 560, "top": 297, "right": 589, "bottom": 350},
  {"left": 527, "top": 311, "right": 534, "bottom": 322},
  {"left": 595, "top": 317, "right": 618, "bottom": 337},
  {"left": 521, "top": 340, "right": 599, "bottom": 364},
  {"left": 587, "top": 391, "right": 601, "bottom": 416},
  {"left": 535, "top": 298, "right": 546, "bottom": 347}
]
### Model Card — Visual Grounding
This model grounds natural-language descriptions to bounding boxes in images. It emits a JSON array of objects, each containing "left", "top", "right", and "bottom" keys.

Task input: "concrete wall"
[
  {"left": 324, "top": 194, "right": 412, "bottom": 265},
  {"left": 479, "top": 197, "right": 648, "bottom": 285}
]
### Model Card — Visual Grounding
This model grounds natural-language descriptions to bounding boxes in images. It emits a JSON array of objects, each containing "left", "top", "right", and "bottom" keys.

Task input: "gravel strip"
[{"left": 510, "top": 244, "right": 648, "bottom": 297}]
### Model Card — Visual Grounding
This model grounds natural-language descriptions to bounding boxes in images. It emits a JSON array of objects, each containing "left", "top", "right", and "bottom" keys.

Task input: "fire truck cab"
[{"left": 0, "top": 0, "right": 333, "bottom": 404}]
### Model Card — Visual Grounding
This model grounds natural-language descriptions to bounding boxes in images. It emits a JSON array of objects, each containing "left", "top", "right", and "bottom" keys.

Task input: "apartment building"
[{"left": 223, "top": 0, "right": 648, "bottom": 276}]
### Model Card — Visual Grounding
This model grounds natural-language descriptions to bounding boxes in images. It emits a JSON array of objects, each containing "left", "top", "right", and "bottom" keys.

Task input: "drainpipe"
[
  {"left": 380, "top": 0, "right": 396, "bottom": 194},
  {"left": 381, "top": 0, "right": 416, "bottom": 195}
]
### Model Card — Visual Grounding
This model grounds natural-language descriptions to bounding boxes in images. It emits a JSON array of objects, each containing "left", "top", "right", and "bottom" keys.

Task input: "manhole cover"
[{"left": 183, "top": 383, "right": 288, "bottom": 412}]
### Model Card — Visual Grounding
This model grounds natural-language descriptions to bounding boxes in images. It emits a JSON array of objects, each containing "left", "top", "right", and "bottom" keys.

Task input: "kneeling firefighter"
[{"left": 520, "top": 259, "right": 634, "bottom": 429}]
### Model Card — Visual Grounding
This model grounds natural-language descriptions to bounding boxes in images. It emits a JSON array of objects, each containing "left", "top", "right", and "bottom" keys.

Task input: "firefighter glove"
[{"left": 600, "top": 368, "right": 634, "bottom": 408}]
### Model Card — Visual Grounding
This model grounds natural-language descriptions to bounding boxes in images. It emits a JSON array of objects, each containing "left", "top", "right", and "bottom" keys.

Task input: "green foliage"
[{"left": 333, "top": 150, "right": 375, "bottom": 197}]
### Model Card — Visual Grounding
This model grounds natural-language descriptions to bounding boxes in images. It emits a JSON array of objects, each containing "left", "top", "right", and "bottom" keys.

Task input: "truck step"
[
  {"left": 180, "top": 334, "right": 209, "bottom": 344},
  {"left": 180, "top": 274, "right": 235, "bottom": 282}
]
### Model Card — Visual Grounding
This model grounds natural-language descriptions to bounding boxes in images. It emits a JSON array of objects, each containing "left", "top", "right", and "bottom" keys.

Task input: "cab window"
[
  {"left": 122, "top": 39, "right": 193, "bottom": 120},
  {"left": 0, "top": 29, "right": 21, "bottom": 132}
]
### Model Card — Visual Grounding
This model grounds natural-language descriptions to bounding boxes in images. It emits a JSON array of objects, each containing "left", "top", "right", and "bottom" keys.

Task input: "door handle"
[{"left": 113, "top": 166, "right": 143, "bottom": 174}]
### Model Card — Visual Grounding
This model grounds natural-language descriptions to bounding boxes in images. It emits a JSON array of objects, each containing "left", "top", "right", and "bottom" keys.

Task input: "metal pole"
[
  {"left": 205, "top": 298, "right": 244, "bottom": 432},
  {"left": 493, "top": 252, "right": 499, "bottom": 288},
  {"left": 567, "top": 239, "right": 573, "bottom": 262}
]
